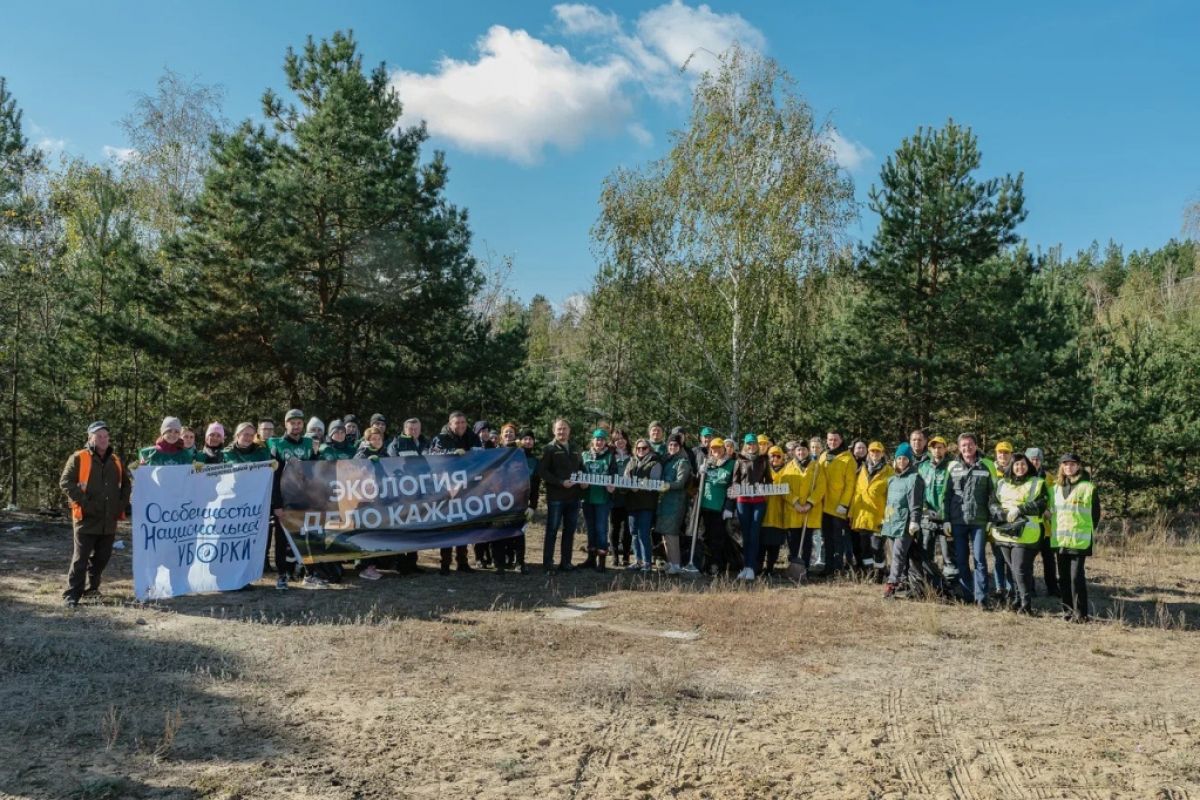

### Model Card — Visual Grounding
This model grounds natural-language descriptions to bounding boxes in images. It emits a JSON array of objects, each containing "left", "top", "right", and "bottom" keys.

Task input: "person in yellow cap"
[
  {"left": 988, "top": 440, "right": 1016, "bottom": 606},
  {"left": 760, "top": 445, "right": 790, "bottom": 576},
  {"left": 697, "top": 438, "right": 737, "bottom": 574},
  {"left": 849, "top": 441, "right": 894, "bottom": 579},
  {"left": 818, "top": 429, "right": 857, "bottom": 574}
]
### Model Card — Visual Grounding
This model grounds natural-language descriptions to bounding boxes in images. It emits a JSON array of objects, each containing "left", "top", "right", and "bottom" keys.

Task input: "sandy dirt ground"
[{"left": 1, "top": 511, "right": 1198, "bottom": 800}]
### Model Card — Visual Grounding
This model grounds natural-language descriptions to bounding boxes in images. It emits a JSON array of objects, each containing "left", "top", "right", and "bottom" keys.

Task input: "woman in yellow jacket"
[
  {"left": 849, "top": 441, "right": 893, "bottom": 579},
  {"left": 783, "top": 440, "right": 824, "bottom": 575},
  {"left": 760, "top": 446, "right": 791, "bottom": 576}
]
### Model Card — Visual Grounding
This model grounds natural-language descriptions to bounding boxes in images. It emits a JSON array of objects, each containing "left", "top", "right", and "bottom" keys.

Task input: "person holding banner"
[
  {"left": 194, "top": 423, "right": 227, "bottom": 465},
  {"left": 431, "top": 411, "right": 481, "bottom": 574},
  {"left": 387, "top": 418, "right": 428, "bottom": 457},
  {"left": 269, "top": 409, "right": 318, "bottom": 590},
  {"left": 141, "top": 417, "right": 194, "bottom": 466},
  {"left": 580, "top": 429, "right": 617, "bottom": 572},
  {"left": 609, "top": 429, "right": 633, "bottom": 567},
  {"left": 355, "top": 425, "right": 387, "bottom": 460},
  {"left": 761, "top": 446, "right": 791, "bottom": 577},
  {"left": 732, "top": 433, "right": 771, "bottom": 581},
  {"left": 698, "top": 438, "right": 735, "bottom": 575},
  {"left": 540, "top": 418, "right": 582, "bottom": 573},
  {"left": 60, "top": 421, "right": 131, "bottom": 607},
  {"left": 225, "top": 422, "right": 272, "bottom": 463},
  {"left": 624, "top": 438, "right": 664, "bottom": 572},
  {"left": 657, "top": 434, "right": 693, "bottom": 576}
]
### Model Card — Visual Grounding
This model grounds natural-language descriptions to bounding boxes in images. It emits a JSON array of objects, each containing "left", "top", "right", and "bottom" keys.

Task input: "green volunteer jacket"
[{"left": 581, "top": 447, "right": 618, "bottom": 505}]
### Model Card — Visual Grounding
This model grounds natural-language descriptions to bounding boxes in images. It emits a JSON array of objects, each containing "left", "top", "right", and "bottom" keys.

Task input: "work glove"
[
  {"left": 835, "top": 504, "right": 848, "bottom": 516},
  {"left": 369, "top": 455, "right": 379, "bottom": 462},
  {"left": 658, "top": 484, "right": 670, "bottom": 494},
  {"left": 192, "top": 462, "right": 204, "bottom": 472},
  {"left": 908, "top": 522, "right": 920, "bottom": 535},
  {"left": 270, "top": 461, "right": 279, "bottom": 471},
  {"left": 1006, "top": 508, "right": 1020, "bottom": 523},
  {"left": 722, "top": 510, "right": 734, "bottom": 521}
]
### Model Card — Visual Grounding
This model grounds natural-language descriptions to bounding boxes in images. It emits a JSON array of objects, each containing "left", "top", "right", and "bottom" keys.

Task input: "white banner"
[{"left": 132, "top": 461, "right": 273, "bottom": 600}]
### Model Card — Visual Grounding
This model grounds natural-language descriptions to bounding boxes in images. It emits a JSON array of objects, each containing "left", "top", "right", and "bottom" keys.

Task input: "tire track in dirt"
[
  {"left": 980, "top": 736, "right": 1029, "bottom": 799},
  {"left": 879, "top": 686, "right": 936, "bottom": 799},
  {"left": 570, "top": 706, "right": 636, "bottom": 799},
  {"left": 930, "top": 677, "right": 980, "bottom": 800}
]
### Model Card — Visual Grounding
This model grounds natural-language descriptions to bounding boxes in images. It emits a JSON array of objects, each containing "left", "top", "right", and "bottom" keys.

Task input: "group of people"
[{"left": 58, "top": 413, "right": 1101, "bottom": 622}]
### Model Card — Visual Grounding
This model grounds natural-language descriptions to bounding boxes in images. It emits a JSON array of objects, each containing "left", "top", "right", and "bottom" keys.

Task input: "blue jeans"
[
  {"left": 543, "top": 499, "right": 580, "bottom": 569},
  {"left": 628, "top": 509, "right": 654, "bottom": 565},
  {"left": 583, "top": 501, "right": 611, "bottom": 552},
  {"left": 952, "top": 524, "right": 989, "bottom": 602},
  {"left": 738, "top": 501, "right": 766, "bottom": 574},
  {"left": 991, "top": 541, "right": 1013, "bottom": 595}
]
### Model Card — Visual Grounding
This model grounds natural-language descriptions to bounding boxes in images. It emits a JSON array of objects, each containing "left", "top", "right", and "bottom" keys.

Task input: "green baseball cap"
[
  {"left": 700, "top": 426, "right": 714, "bottom": 437},
  {"left": 592, "top": 428, "right": 608, "bottom": 438},
  {"left": 742, "top": 433, "right": 757, "bottom": 444}
]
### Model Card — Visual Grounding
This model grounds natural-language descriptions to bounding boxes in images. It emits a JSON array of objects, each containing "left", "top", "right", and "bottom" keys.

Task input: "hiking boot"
[
  {"left": 456, "top": 562, "right": 476, "bottom": 573},
  {"left": 595, "top": 553, "right": 607, "bottom": 573},
  {"left": 64, "top": 596, "right": 79, "bottom": 608},
  {"left": 359, "top": 565, "right": 382, "bottom": 581},
  {"left": 580, "top": 551, "right": 597, "bottom": 570},
  {"left": 275, "top": 576, "right": 288, "bottom": 591},
  {"left": 82, "top": 588, "right": 102, "bottom": 599},
  {"left": 302, "top": 574, "right": 329, "bottom": 588},
  {"left": 736, "top": 567, "right": 755, "bottom": 581}
]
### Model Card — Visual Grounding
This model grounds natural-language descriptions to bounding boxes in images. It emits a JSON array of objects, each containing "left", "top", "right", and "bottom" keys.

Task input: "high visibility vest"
[
  {"left": 70, "top": 449, "right": 124, "bottom": 521},
  {"left": 1051, "top": 480, "right": 1095, "bottom": 550},
  {"left": 993, "top": 477, "right": 1044, "bottom": 546}
]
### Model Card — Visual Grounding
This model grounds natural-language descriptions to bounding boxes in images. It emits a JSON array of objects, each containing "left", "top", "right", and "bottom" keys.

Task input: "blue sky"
[{"left": 3, "top": 1, "right": 1198, "bottom": 303}]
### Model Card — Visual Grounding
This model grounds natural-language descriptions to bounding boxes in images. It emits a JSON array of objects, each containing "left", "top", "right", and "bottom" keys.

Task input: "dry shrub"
[{"left": 580, "top": 657, "right": 748, "bottom": 707}]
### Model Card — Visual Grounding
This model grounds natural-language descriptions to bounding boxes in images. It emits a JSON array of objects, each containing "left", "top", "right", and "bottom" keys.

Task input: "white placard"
[{"left": 132, "top": 462, "right": 273, "bottom": 600}]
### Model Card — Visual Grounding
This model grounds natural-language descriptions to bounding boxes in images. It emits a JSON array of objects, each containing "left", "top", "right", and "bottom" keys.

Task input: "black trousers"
[
  {"left": 271, "top": 517, "right": 295, "bottom": 577},
  {"left": 821, "top": 513, "right": 849, "bottom": 571},
  {"left": 610, "top": 506, "right": 631, "bottom": 559},
  {"left": 701, "top": 509, "right": 734, "bottom": 572},
  {"left": 440, "top": 545, "right": 470, "bottom": 568},
  {"left": 473, "top": 542, "right": 493, "bottom": 566},
  {"left": 495, "top": 533, "right": 525, "bottom": 567},
  {"left": 998, "top": 544, "right": 1036, "bottom": 611},
  {"left": 1055, "top": 551, "right": 1089, "bottom": 619},
  {"left": 1037, "top": 532, "right": 1060, "bottom": 595},
  {"left": 64, "top": 531, "right": 115, "bottom": 600}
]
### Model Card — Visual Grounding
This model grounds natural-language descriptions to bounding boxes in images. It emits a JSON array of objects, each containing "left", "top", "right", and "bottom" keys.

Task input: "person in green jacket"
[
  {"left": 268, "top": 409, "right": 319, "bottom": 590},
  {"left": 918, "top": 436, "right": 956, "bottom": 582},
  {"left": 698, "top": 437, "right": 736, "bottom": 574},
  {"left": 319, "top": 419, "right": 357, "bottom": 460},
  {"left": 580, "top": 428, "right": 618, "bottom": 572},
  {"left": 657, "top": 433, "right": 693, "bottom": 575},
  {"left": 881, "top": 444, "right": 925, "bottom": 598},
  {"left": 194, "top": 422, "right": 227, "bottom": 465},
  {"left": 142, "top": 417, "right": 195, "bottom": 466},
  {"left": 224, "top": 422, "right": 272, "bottom": 463}
]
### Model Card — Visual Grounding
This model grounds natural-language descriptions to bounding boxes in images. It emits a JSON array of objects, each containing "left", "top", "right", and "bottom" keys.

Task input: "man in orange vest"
[{"left": 58, "top": 421, "right": 131, "bottom": 607}]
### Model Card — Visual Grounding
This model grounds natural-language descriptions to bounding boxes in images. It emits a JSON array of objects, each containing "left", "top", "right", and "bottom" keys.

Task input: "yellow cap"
[
  {"left": 768, "top": 446, "right": 785, "bottom": 457},
  {"left": 929, "top": 435, "right": 947, "bottom": 446},
  {"left": 868, "top": 441, "right": 885, "bottom": 453},
  {"left": 709, "top": 437, "right": 725, "bottom": 450},
  {"left": 757, "top": 434, "right": 771, "bottom": 446},
  {"left": 995, "top": 441, "right": 1014, "bottom": 454}
]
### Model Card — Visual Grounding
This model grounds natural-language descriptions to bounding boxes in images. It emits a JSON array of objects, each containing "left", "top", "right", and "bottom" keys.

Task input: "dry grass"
[{"left": 1, "top": 511, "right": 1198, "bottom": 799}]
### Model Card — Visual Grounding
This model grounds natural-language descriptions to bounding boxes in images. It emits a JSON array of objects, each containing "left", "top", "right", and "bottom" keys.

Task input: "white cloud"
[
  {"left": 824, "top": 129, "right": 873, "bottom": 172},
  {"left": 392, "top": 25, "right": 633, "bottom": 165},
  {"left": 635, "top": 1, "right": 766, "bottom": 73},
  {"left": 553, "top": 3, "right": 621, "bottom": 36},
  {"left": 390, "top": 3, "right": 772, "bottom": 164},
  {"left": 37, "top": 137, "right": 67, "bottom": 156},
  {"left": 102, "top": 145, "right": 137, "bottom": 164},
  {"left": 627, "top": 122, "right": 654, "bottom": 147}
]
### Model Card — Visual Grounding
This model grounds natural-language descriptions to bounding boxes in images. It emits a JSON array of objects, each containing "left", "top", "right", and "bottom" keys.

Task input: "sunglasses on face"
[{"left": 635, "top": 445, "right": 649, "bottom": 451}]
